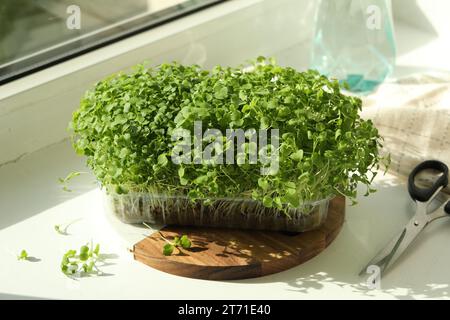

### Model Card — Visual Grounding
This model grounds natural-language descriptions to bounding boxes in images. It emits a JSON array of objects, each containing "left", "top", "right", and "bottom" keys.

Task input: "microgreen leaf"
[
  {"left": 157, "top": 154, "right": 169, "bottom": 167},
  {"left": 54, "top": 218, "right": 81, "bottom": 235},
  {"left": 262, "top": 196, "right": 273, "bottom": 208},
  {"left": 163, "top": 243, "right": 174, "bottom": 256},
  {"left": 258, "top": 178, "right": 269, "bottom": 191},
  {"left": 290, "top": 150, "right": 303, "bottom": 161},
  {"left": 58, "top": 171, "right": 85, "bottom": 192},
  {"left": 159, "top": 232, "right": 192, "bottom": 256},
  {"left": 93, "top": 244, "right": 100, "bottom": 256},
  {"left": 180, "top": 235, "right": 191, "bottom": 249},
  {"left": 17, "top": 249, "right": 28, "bottom": 261}
]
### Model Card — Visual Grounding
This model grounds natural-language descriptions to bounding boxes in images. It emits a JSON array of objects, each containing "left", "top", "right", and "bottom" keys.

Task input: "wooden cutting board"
[{"left": 133, "top": 196, "right": 345, "bottom": 280}]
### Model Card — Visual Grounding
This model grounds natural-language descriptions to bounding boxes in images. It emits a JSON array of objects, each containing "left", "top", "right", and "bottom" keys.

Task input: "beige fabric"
[{"left": 361, "top": 73, "right": 450, "bottom": 191}]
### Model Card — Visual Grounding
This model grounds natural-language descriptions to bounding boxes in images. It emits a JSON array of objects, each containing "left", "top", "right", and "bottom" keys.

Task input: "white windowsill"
[{"left": 2, "top": 139, "right": 449, "bottom": 300}]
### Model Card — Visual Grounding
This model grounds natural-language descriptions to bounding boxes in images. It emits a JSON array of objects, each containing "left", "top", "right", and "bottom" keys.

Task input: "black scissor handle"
[
  {"left": 445, "top": 201, "right": 450, "bottom": 215},
  {"left": 408, "top": 160, "right": 449, "bottom": 202}
]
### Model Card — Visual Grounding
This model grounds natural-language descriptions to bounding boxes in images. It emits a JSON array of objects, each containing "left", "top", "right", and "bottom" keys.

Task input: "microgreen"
[
  {"left": 141, "top": 223, "right": 192, "bottom": 256},
  {"left": 54, "top": 219, "right": 81, "bottom": 235},
  {"left": 54, "top": 225, "right": 64, "bottom": 234},
  {"left": 163, "top": 243, "right": 174, "bottom": 256},
  {"left": 17, "top": 249, "right": 28, "bottom": 261},
  {"left": 61, "top": 242, "right": 103, "bottom": 276},
  {"left": 70, "top": 57, "right": 387, "bottom": 210},
  {"left": 161, "top": 234, "right": 192, "bottom": 256},
  {"left": 58, "top": 171, "right": 85, "bottom": 192}
]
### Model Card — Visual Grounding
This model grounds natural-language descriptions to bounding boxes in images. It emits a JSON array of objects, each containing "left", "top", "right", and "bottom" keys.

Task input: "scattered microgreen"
[
  {"left": 61, "top": 242, "right": 103, "bottom": 276},
  {"left": 17, "top": 249, "right": 28, "bottom": 261},
  {"left": 58, "top": 171, "right": 85, "bottom": 192},
  {"left": 161, "top": 234, "right": 192, "bottom": 256},
  {"left": 142, "top": 223, "right": 192, "bottom": 256},
  {"left": 163, "top": 243, "right": 174, "bottom": 256},
  {"left": 54, "top": 225, "right": 64, "bottom": 234},
  {"left": 70, "top": 57, "right": 387, "bottom": 210},
  {"left": 54, "top": 218, "right": 81, "bottom": 235},
  {"left": 179, "top": 235, "right": 192, "bottom": 249}
]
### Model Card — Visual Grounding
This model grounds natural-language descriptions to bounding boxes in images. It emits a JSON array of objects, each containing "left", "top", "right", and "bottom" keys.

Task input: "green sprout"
[
  {"left": 142, "top": 223, "right": 192, "bottom": 256},
  {"left": 161, "top": 233, "right": 192, "bottom": 256},
  {"left": 58, "top": 171, "right": 86, "bottom": 192},
  {"left": 17, "top": 249, "right": 28, "bottom": 261},
  {"left": 61, "top": 242, "right": 103, "bottom": 276},
  {"left": 54, "top": 218, "right": 81, "bottom": 235}
]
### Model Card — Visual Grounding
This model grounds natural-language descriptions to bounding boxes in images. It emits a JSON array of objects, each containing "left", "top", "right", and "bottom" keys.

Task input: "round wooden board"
[{"left": 133, "top": 196, "right": 345, "bottom": 280}]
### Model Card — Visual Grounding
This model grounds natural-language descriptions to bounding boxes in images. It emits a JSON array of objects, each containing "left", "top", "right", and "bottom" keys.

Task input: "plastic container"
[{"left": 104, "top": 192, "right": 333, "bottom": 232}]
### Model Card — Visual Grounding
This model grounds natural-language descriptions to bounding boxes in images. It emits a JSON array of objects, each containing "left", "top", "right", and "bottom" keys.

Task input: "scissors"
[{"left": 360, "top": 160, "right": 450, "bottom": 277}]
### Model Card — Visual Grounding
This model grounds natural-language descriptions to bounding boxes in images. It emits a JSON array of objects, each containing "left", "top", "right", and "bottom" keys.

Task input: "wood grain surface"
[{"left": 133, "top": 196, "right": 345, "bottom": 280}]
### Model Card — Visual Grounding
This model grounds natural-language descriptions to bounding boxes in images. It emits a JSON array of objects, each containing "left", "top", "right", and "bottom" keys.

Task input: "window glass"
[{"left": 0, "top": 0, "right": 223, "bottom": 84}]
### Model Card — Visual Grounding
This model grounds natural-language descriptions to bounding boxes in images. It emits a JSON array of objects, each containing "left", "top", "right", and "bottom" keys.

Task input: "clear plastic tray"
[{"left": 104, "top": 192, "right": 332, "bottom": 232}]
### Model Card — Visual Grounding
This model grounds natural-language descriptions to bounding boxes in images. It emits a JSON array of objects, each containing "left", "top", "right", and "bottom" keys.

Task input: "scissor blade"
[
  {"left": 359, "top": 209, "right": 428, "bottom": 277},
  {"left": 383, "top": 211, "right": 428, "bottom": 273},
  {"left": 359, "top": 227, "right": 406, "bottom": 276}
]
